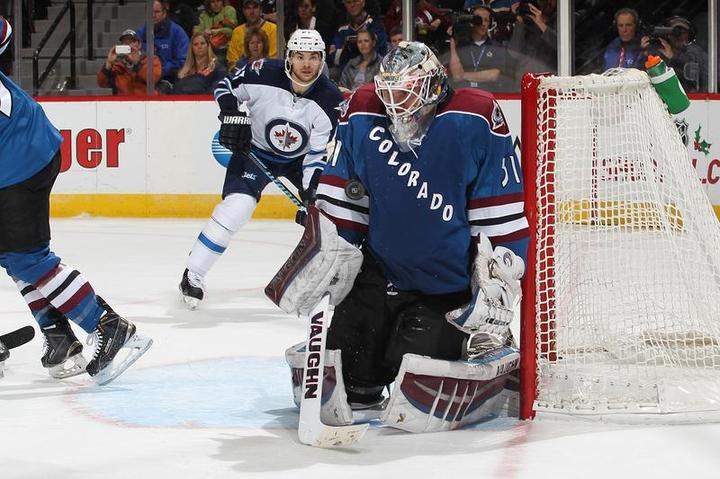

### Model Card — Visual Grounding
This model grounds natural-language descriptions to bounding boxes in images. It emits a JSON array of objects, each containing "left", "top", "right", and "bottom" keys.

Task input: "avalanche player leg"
[
  {"left": 0, "top": 155, "right": 151, "bottom": 384},
  {"left": 12, "top": 277, "right": 87, "bottom": 378}
]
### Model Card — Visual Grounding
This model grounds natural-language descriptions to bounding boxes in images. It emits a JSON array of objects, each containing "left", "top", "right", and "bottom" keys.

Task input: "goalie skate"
[{"left": 87, "top": 301, "right": 152, "bottom": 386}]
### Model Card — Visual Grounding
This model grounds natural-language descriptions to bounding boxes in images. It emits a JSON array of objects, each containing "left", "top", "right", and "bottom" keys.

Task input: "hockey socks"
[
  {"left": 1, "top": 247, "right": 104, "bottom": 333},
  {"left": 186, "top": 193, "right": 256, "bottom": 278}
]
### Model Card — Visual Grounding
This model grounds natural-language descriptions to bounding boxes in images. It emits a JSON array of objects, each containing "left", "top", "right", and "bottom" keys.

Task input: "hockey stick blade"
[
  {"left": 1, "top": 326, "right": 35, "bottom": 349},
  {"left": 299, "top": 294, "right": 368, "bottom": 448}
]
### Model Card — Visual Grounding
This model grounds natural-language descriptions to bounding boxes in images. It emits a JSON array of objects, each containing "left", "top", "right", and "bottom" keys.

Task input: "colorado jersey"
[
  {"left": 0, "top": 23, "right": 62, "bottom": 190},
  {"left": 316, "top": 84, "right": 529, "bottom": 295},
  {"left": 214, "top": 59, "right": 343, "bottom": 186}
]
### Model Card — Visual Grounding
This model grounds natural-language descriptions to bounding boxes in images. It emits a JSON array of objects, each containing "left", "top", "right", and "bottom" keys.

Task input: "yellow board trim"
[{"left": 50, "top": 194, "right": 297, "bottom": 219}]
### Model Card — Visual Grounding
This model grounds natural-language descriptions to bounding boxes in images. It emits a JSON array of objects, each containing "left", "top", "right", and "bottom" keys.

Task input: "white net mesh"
[{"left": 533, "top": 69, "right": 720, "bottom": 416}]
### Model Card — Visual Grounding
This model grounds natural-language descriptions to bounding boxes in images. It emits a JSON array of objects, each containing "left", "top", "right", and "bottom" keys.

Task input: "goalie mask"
[
  {"left": 285, "top": 29, "right": 326, "bottom": 88},
  {"left": 374, "top": 41, "right": 448, "bottom": 146}
]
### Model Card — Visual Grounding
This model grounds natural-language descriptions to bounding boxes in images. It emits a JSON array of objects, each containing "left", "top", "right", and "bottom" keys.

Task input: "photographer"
[
  {"left": 640, "top": 16, "right": 707, "bottom": 93},
  {"left": 508, "top": 0, "right": 556, "bottom": 76},
  {"left": 602, "top": 7, "right": 644, "bottom": 70},
  {"left": 448, "top": 5, "right": 514, "bottom": 92},
  {"left": 97, "top": 30, "right": 163, "bottom": 95}
]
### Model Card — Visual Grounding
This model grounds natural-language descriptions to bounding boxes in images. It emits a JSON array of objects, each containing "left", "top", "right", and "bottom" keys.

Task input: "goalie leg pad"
[
  {"left": 380, "top": 348, "right": 520, "bottom": 433},
  {"left": 266, "top": 206, "right": 363, "bottom": 316},
  {"left": 285, "top": 342, "right": 353, "bottom": 426}
]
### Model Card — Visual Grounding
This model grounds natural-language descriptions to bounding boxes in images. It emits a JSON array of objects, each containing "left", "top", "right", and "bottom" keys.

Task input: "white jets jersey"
[{"left": 214, "top": 59, "right": 344, "bottom": 182}]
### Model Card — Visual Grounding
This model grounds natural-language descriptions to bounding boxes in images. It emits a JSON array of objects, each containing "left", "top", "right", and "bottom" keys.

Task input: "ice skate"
[
  {"left": 41, "top": 318, "right": 88, "bottom": 379},
  {"left": 86, "top": 299, "right": 152, "bottom": 386},
  {"left": 179, "top": 268, "right": 205, "bottom": 310}
]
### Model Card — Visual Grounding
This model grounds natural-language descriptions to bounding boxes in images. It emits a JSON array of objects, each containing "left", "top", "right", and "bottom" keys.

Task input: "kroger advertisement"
[{"left": 39, "top": 97, "right": 720, "bottom": 217}]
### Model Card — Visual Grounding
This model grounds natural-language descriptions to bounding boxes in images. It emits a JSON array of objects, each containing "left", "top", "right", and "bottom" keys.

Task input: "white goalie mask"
[
  {"left": 284, "top": 29, "right": 326, "bottom": 87},
  {"left": 374, "top": 41, "right": 448, "bottom": 145}
]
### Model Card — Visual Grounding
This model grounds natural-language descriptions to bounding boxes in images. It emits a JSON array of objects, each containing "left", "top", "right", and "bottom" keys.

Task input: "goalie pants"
[
  {"left": 326, "top": 249, "right": 469, "bottom": 404},
  {"left": 0, "top": 153, "right": 105, "bottom": 333}
]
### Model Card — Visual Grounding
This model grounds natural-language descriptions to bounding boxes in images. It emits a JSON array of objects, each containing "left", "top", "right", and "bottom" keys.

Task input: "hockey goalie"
[{"left": 266, "top": 42, "right": 529, "bottom": 437}]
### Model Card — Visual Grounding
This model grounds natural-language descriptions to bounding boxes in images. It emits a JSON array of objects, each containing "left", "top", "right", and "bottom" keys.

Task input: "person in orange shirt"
[{"left": 97, "top": 29, "right": 163, "bottom": 95}]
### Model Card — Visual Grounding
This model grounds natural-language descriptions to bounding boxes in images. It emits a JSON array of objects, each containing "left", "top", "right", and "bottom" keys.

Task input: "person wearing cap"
[
  {"left": 226, "top": 0, "right": 277, "bottom": 68},
  {"left": 137, "top": 0, "right": 190, "bottom": 83},
  {"left": 657, "top": 16, "right": 707, "bottom": 92},
  {"left": 97, "top": 29, "right": 163, "bottom": 95}
]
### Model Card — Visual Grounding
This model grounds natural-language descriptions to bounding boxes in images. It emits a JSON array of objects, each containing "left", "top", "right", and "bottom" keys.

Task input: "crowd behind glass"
[{"left": 0, "top": 0, "right": 712, "bottom": 95}]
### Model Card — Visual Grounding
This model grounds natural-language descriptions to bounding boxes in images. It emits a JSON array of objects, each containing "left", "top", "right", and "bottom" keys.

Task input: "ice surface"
[{"left": 2, "top": 219, "right": 719, "bottom": 479}]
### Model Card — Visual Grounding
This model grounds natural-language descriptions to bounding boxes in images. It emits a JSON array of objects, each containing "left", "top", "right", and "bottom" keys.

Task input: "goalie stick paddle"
[
  {"left": 299, "top": 293, "right": 368, "bottom": 448},
  {"left": 1, "top": 326, "right": 35, "bottom": 349}
]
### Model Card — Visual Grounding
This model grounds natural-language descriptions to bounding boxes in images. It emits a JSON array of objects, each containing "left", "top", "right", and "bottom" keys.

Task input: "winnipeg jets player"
[
  {"left": 269, "top": 42, "right": 529, "bottom": 431},
  {"left": 0, "top": 17, "right": 152, "bottom": 384},
  {"left": 179, "top": 29, "right": 344, "bottom": 309}
]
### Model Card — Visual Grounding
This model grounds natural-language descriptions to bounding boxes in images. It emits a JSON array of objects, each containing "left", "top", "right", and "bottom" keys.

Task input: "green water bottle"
[{"left": 645, "top": 55, "right": 690, "bottom": 114}]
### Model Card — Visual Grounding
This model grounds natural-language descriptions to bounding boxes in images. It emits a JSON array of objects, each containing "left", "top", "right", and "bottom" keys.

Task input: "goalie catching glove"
[
  {"left": 445, "top": 234, "right": 524, "bottom": 355},
  {"left": 265, "top": 205, "right": 363, "bottom": 316},
  {"left": 218, "top": 111, "right": 252, "bottom": 153}
]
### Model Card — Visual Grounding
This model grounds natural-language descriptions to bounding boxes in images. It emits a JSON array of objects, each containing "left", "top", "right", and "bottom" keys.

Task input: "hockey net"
[{"left": 519, "top": 69, "right": 720, "bottom": 421}]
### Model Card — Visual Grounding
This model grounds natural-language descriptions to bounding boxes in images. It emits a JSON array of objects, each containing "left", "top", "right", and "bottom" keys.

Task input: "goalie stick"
[
  {"left": 298, "top": 293, "right": 368, "bottom": 448},
  {"left": 1, "top": 326, "right": 35, "bottom": 349}
]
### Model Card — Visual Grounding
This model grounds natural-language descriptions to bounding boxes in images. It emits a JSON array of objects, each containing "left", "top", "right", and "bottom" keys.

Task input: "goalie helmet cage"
[{"left": 518, "top": 70, "right": 720, "bottom": 422}]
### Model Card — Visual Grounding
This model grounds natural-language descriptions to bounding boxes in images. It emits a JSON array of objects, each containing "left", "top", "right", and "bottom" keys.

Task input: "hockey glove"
[
  {"left": 446, "top": 234, "right": 524, "bottom": 356},
  {"left": 218, "top": 112, "right": 252, "bottom": 153},
  {"left": 300, "top": 168, "right": 322, "bottom": 205}
]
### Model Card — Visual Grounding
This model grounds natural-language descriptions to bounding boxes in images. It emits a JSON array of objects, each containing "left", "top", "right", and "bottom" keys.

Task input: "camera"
[
  {"left": 452, "top": 12, "right": 484, "bottom": 46},
  {"left": 642, "top": 25, "right": 676, "bottom": 54},
  {"left": 517, "top": 0, "right": 539, "bottom": 18},
  {"left": 115, "top": 44, "right": 132, "bottom": 55}
]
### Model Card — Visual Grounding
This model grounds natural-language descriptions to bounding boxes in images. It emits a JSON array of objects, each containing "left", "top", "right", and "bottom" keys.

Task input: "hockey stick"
[
  {"left": 299, "top": 293, "right": 368, "bottom": 448},
  {"left": 246, "top": 150, "right": 306, "bottom": 210},
  {"left": 1, "top": 326, "right": 35, "bottom": 349},
  {"left": 245, "top": 150, "right": 309, "bottom": 225}
]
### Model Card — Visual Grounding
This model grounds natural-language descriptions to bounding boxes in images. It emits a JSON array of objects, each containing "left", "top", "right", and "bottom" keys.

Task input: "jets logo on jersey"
[{"left": 265, "top": 118, "right": 309, "bottom": 156}]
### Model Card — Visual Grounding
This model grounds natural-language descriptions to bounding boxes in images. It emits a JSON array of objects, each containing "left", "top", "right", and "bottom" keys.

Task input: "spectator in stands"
[
  {"left": 172, "top": 32, "right": 227, "bottom": 94},
  {"left": 448, "top": 5, "right": 514, "bottom": 91},
  {"left": 284, "top": 0, "right": 335, "bottom": 47},
  {"left": 602, "top": 7, "right": 644, "bottom": 70},
  {"left": 330, "top": 0, "right": 387, "bottom": 71},
  {"left": 162, "top": 0, "right": 200, "bottom": 38},
  {"left": 414, "top": 0, "right": 452, "bottom": 51},
  {"left": 235, "top": 26, "right": 270, "bottom": 67},
  {"left": 339, "top": 28, "right": 380, "bottom": 92},
  {"left": 226, "top": 0, "right": 277, "bottom": 67},
  {"left": 508, "top": 0, "right": 556, "bottom": 76},
  {"left": 138, "top": 0, "right": 190, "bottom": 83},
  {"left": 641, "top": 15, "right": 707, "bottom": 93},
  {"left": 194, "top": 0, "right": 238, "bottom": 66},
  {"left": 97, "top": 30, "right": 163, "bottom": 95},
  {"left": 389, "top": 27, "right": 404, "bottom": 49}
]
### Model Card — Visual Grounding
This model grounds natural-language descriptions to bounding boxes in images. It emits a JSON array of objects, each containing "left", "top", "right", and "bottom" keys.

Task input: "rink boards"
[{"left": 37, "top": 94, "right": 720, "bottom": 219}]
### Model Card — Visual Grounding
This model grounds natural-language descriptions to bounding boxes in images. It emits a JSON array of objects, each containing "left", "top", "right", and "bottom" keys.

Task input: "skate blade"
[
  {"left": 180, "top": 292, "right": 200, "bottom": 310},
  {"left": 48, "top": 353, "right": 88, "bottom": 379},
  {"left": 94, "top": 334, "right": 153, "bottom": 386}
]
